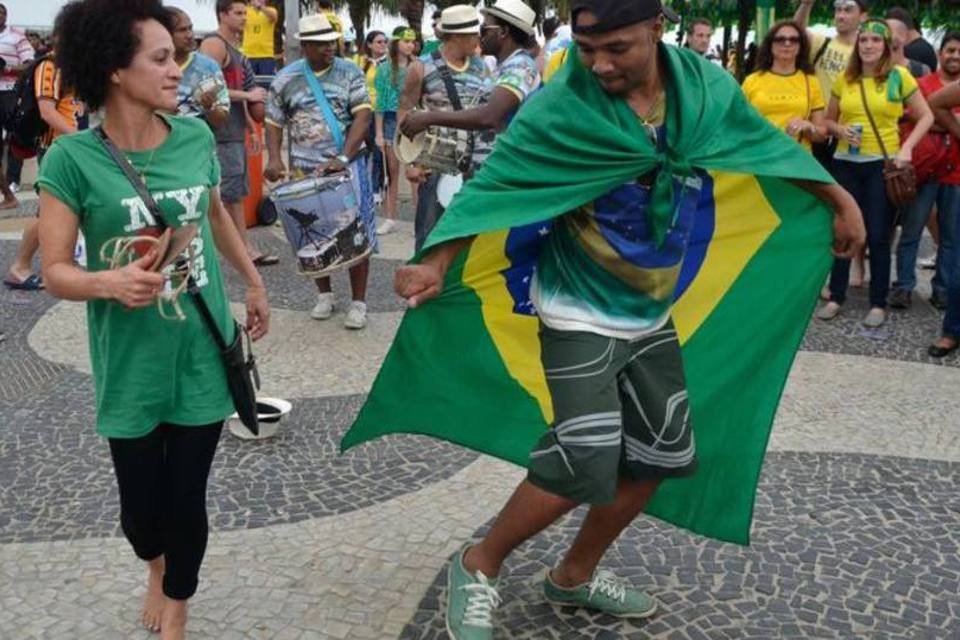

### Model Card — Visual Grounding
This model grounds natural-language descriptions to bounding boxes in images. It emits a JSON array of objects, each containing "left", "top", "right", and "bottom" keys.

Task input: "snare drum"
[
  {"left": 394, "top": 122, "right": 473, "bottom": 175},
  {"left": 269, "top": 170, "right": 373, "bottom": 278}
]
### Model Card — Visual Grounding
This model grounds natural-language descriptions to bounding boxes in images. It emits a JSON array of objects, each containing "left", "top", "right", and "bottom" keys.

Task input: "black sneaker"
[
  {"left": 888, "top": 289, "right": 912, "bottom": 309},
  {"left": 930, "top": 291, "right": 949, "bottom": 311}
]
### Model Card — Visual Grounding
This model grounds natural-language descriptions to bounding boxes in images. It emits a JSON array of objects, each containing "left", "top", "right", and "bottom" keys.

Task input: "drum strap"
[{"left": 302, "top": 59, "right": 346, "bottom": 154}]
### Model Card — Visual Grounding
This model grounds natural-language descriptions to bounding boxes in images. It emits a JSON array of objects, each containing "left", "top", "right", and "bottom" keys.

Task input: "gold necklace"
[{"left": 125, "top": 118, "right": 162, "bottom": 187}]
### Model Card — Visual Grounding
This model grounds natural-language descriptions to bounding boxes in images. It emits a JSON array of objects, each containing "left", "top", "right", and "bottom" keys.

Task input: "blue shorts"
[{"left": 381, "top": 112, "right": 398, "bottom": 146}]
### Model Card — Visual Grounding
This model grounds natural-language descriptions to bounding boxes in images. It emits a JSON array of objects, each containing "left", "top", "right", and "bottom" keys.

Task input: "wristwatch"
[{"left": 336, "top": 154, "right": 350, "bottom": 165}]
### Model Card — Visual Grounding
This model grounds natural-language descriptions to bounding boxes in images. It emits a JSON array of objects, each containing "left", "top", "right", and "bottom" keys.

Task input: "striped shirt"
[
  {"left": 34, "top": 58, "right": 80, "bottom": 150},
  {"left": 0, "top": 26, "right": 35, "bottom": 91}
]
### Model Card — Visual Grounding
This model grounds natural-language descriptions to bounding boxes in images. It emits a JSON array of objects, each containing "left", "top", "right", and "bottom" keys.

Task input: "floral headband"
[
  {"left": 393, "top": 28, "right": 417, "bottom": 42},
  {"left": 859, "top": 19, "right": 892, "bottom": 41}
]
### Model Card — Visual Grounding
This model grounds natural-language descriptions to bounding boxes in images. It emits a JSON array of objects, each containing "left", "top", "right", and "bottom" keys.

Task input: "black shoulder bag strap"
[
  {"left": 92, "top": 126, "right": 229, "bottom": 350},
  {"left": 432, "top": 50, "right": 464, "bottom": 111},
  {"left": 813, "top": 37, "right": 832, "bottom": 67},
  {"left": 431, "top": 50, "right": 475, "bottom": 173}
]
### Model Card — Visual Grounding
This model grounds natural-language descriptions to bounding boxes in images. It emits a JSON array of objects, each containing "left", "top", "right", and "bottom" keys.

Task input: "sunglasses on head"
[{"left": 773, "top": 36, "right": 801, "bottom": 44}]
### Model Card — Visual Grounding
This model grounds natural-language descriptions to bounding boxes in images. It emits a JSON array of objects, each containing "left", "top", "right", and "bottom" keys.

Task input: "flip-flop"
[
  {"left": 252, "top": 253, "right": 280, "bottom": 267},
  {"left": 3, "top": 273, "right": 44, "bottom": 291}
]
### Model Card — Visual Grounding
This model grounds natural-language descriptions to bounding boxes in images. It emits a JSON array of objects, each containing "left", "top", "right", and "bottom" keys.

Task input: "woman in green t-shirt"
[
  {"left": 35, "top": 1, "right": 270, "bottom": 636},
  {"left": 374, "top": 26, "right": 418, "bottom": 235}
]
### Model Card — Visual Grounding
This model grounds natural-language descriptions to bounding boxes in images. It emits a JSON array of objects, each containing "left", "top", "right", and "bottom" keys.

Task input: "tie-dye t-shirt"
[
  {"left": 420, "top": 52, "right": 494, "bottom": 167},
  {"left": 265, "top": 58, "right": 371, "bottom": 172},
  {"left": 495, "top": 49, "right": 541, "bottom": 104},
  {"left": 177, "top": 52, "right": 230, "bottom": 121}
]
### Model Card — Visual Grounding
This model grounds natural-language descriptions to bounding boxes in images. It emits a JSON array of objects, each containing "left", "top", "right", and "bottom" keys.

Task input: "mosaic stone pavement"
[{"left": 1, "top": 205, "right": 959, "bottom": 638}]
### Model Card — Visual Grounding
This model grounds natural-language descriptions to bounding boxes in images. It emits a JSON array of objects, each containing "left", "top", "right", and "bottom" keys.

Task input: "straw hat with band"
[
  {"left": 481, "top": 0, "right": 537, "bottom": 36},
  {"left": 440, "top": 5, "right": 482, "bottom": 35},
  {"left": 296, "top": 14, "right": 341, "bottom": 43}
]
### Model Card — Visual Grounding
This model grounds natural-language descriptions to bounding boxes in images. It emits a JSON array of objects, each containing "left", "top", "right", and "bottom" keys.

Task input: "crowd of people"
[{"left": 0, "top": 0, "right": 957, "bottom": 638}]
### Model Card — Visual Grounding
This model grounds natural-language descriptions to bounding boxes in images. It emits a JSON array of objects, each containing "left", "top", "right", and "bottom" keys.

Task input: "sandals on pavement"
[
  {"left": 3, "top": 273, "right": 44, "bottom": 291},
  {"left": 252, "top": 253, "right": 280, "bottom": 267},
  {"left": 928, "top": 338, "right": 959, "bottom": 359}
]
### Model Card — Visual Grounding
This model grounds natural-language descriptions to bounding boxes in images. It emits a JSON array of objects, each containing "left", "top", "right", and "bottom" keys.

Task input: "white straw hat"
[
  {"left": 481, "top": 0, "right": 537, "bottom": 35},
  {"left": 440, "top": 5, "right": 482, "bottom": 35},
  {"left": 296, "top": 14, "right": 340, "bottom": 42}
]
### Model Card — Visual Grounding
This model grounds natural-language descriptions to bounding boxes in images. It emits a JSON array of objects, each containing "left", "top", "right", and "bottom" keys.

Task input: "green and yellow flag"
[
  {"left": 756, "top": 0, "right": 777, "bottom": 43},
  {"left": 342, "top": 45, "right": 834, "bottom": 545}
]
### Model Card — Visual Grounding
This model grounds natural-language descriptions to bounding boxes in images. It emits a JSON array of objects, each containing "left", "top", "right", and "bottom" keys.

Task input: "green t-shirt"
[{"left": 37, "top": 115, "right": 236, "bottom": 439}]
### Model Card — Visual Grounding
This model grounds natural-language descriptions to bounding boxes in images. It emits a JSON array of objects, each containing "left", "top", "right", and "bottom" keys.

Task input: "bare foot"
[
  {"left": 142, "top": 557, "right": 166, "bottom": 633},
  {"left": 0, "top": 198, "right": 17, "bottom": 210},
  {"left": 159, "top": 598, "right": 187, "bottom": 640}
]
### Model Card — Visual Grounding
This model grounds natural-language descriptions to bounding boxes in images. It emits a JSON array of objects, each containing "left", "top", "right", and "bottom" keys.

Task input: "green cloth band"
[
  {"left": 860, "top": 20, "right": 892, "bottom": 40},
  {"left": 393, "top": 28, "right": 417, "bottom": 41}
]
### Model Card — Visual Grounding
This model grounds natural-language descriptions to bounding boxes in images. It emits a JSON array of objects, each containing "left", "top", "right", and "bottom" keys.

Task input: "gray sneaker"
[
  {"left": 544, "top": 569, "right": 657, "bottom": 619},
  {"left": 862, "top": 308, "right": 886, "bottom": 328},
  {"left": 815, "top": 301, "right": 842, "bottom": 321},
  {"left": 888, "top": 288, "right": 911, "bottom": 309}
]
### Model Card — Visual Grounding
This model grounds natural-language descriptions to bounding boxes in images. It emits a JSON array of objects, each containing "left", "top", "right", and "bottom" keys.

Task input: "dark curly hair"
[
  {"left": 755, "top": 20, "right": 814, "bottom": 75},
  {"left": 54, "top": 0, "right": 174, "bottom": 111}
]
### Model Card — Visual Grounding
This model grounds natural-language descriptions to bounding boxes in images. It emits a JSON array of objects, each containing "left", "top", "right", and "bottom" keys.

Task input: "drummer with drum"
[
  {"left": 400, "top": 1, "right": 541, "bottom": 251},
  {"left": 264, "top": 14, "right": 377, "bottom": 330},
  {"left": 397, "top": 5, "right": 495, "bottom": 252}
]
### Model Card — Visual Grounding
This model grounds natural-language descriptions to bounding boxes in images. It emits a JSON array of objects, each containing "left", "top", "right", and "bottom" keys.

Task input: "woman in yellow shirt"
[
  {"left": 817, "top": 19, "right": 933, "bottom": 328},
  {"left": 742, "top": 21, "right": 827, "bottom": 150}
]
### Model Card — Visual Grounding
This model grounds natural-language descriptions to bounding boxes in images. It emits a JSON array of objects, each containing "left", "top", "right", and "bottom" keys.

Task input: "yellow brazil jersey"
[
  {"left": 543, "top": 49, "right": 567, "bottom": 83},
  {"left": 831, "top": 65, "right": 918, "bottom": 157},
  {"left": 242, "top": 5, "right": 277, "bottom": 59},
  {"left": 810, "top": 33, "right": 854, "bottom": 104},
  {"left": 742, "top": 70, "right": 824, "bottom": 150}
]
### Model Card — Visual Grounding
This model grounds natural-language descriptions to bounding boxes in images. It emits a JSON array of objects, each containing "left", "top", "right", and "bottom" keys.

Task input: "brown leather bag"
[{"left": 859, "top": 78, "right": 917, "bottom": 207}]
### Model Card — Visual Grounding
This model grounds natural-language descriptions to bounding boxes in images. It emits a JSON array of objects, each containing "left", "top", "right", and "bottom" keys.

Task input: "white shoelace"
[
  {"left": 461, "top": 572, "right": 502, "bottom": 628},
  {"left": 588, "top": 570, "right": 627, "bottom": 604}
]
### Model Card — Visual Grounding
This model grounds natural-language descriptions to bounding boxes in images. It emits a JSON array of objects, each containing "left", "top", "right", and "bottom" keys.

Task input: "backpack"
[{"left": 5, "top": 54, "right": 50, "bottom": 159}]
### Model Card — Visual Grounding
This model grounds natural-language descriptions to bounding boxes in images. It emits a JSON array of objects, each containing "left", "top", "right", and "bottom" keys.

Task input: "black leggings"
[{"left": 108, "top": 422, "right": 223, "bottom": 600}]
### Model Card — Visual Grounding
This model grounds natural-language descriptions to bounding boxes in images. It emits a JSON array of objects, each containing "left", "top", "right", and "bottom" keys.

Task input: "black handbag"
[{"left": 94, "top": 126, "right": 261, "bottom": 435}]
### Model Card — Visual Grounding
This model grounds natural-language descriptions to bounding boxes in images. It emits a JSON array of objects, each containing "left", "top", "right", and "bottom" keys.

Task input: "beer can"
[{"left": 849, "top": 124, "right": 864, "bottom": 155}]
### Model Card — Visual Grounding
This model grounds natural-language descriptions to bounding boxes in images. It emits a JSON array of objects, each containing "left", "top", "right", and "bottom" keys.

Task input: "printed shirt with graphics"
[
  {"left": 918, "top": 73, "right": 960, "bottom": 185},
  {"left": 742, "top": 70, "right": 824, "bottom": 151},
  {"left": 33, "top": 58, "right": 80, "bottom": 150},
  {"left": 35, "top": 116, "right": 235, "bottom": 439},
  {"left": 810, "top": 33, "right": 854, "bottom": 104},
  {"left": 266, "top": 58, "right": 371, "bottom": 171},
  {"left": 832, "top": 66, "right": 918, "bottom": 159},
  {"left": 242, "top": 5, "right": 276, "bottom": 59},
  {"left": 177, "top": 52, "right": 230, "bottom": 120},
  {"left": 495, "top": 49, "right": 541, "bottom": 104},
  {"left": 205, "top": 35, "right": 255, "bottom": 143},
  {"left": 0, "top": 26, "right": 34, "bottom": 91},
  {"left": 374, "top": 61, "right": 407, "bottom": 113},
  {"left": 420, "top": 53, "right": 494, "bottom": 167}
]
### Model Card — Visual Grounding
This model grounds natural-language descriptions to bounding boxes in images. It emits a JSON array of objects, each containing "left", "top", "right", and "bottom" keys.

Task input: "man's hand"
[
  {"left": 246, "top": 87, "right": 267, "bottom": 103},
  {"left": 395, "top": 263, "right": 444, "bottom": 308},
  {"left": 252, "top": 0, "right": 265, "bottom": 9},
  {"left": 831, "top": 199, "right": 866, "bottom": 259},
  {"left": 400, "top": 111, "right": 433, "bottom": 139},
  {"left": 264, "top": 160, "right": 287, "bottom": 182},
  {"left": 317, "top": 156, "right": 348, "bottom": 175},
  {"left": 406, "top": 165, "right": 429, "bottom": 184},
  {"left": 199, "top": 88, "right": 219, "bottom": 111}
]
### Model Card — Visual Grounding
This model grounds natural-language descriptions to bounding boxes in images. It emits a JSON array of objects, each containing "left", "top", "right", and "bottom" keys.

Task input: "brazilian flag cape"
[{"left": 342, "top": 44, "right": 835, "bottom": 545}]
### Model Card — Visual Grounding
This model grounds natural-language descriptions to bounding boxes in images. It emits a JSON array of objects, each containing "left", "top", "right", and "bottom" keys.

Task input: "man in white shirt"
[{"left": 0, "top": 2, "right": 34, "bottom": 197}]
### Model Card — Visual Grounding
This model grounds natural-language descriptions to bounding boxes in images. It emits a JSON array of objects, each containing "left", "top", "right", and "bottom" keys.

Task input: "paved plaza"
[{"left": 1, "top": 185, "right": 959, "bottom": 639}]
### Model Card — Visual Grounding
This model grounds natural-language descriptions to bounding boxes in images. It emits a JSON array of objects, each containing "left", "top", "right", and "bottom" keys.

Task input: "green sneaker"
[
  {"left": 543, "top": 569, "right": 658, "bottom": 619},
  {"left": 446, "top": 549, "right": 502, "bottom": 640}
]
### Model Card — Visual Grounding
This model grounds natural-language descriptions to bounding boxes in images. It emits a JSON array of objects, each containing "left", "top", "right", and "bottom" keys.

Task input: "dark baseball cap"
[{"left": 571, "top": 0, "right": 680, "bottom": 34}]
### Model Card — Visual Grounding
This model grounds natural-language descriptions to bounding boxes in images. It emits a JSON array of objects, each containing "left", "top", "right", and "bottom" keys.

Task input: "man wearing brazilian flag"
[{"left": 344, "top": 0, "right": 866, "bottom": 637}]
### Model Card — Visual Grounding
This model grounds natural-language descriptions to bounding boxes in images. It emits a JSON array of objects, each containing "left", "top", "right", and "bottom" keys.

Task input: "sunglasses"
[{"left": 772, "top": 36, "right": 802, "bottom": 45}]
